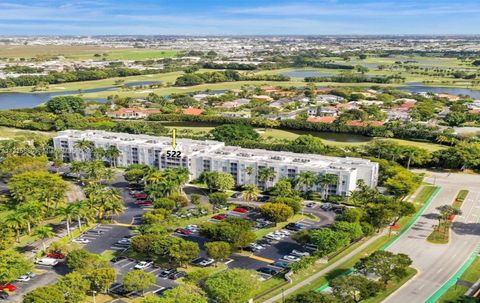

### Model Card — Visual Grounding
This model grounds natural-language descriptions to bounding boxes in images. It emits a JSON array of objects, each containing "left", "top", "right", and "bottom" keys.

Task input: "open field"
[
  {"left": 0, "top": 45, "right": 130, "bottom": 59},
  {"left": 0, "top": 126, "right": 56, "bottom": 139},
  {"left": 68, "top": 49, "right": 181, "bottom": 60}
]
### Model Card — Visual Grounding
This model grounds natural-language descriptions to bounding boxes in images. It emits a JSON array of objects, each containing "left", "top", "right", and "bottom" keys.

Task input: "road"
[{"left": 384, "top": 171, "right": 480, "bottom": 303}]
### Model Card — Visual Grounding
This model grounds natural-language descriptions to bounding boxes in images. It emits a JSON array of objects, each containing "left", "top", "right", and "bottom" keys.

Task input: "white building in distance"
[{"left": 53, "top": 130, "right": 379, "bottom": 196}]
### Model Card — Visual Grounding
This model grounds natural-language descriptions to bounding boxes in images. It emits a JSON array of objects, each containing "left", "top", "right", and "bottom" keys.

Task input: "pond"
[
  {"left": 280, "top": 70, "right": 335, "bottom": 78},
  {"left": 0, "top": 80, "right": 162, "bottom": 109},
  {"left": 400, "top": 83, "right": 480, "bottom": 99}
]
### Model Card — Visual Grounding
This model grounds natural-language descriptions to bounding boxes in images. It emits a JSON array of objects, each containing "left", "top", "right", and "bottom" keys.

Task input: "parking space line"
[
  {"left": 122, "top": 261, "right": 135, "bottom": 268},
  {"left": 147, "top": 268, "right": 161, "bottom": 274},
  {"left": 249, "top": 254, "right": 274, "bottom": 263}
]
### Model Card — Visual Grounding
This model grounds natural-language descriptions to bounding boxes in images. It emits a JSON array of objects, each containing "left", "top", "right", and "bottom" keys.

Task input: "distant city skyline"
[{"left": 1, "top": 0, "right": 480, "bottom": 35}]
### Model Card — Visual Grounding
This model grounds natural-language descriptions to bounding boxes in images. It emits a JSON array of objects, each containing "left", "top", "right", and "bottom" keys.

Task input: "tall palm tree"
[
  {"left": 91, "top": 147, "right": 106, "bottom": 161},
  {"left": 296, "top": 171, "right": 317, "bottom": 192},
  {"left": 241, "top": 184, "right": 260, "bottom": 202},
  {"left": 105, "top": 146, "right": 121, "bottom": 167},
  {"left": 88, "top": 186, "right": 124, "bottom": 220},
  {"left": 5, "top": 213, "right": 27, "bottom": 242},
  {"left": 244, "top": 166, "right": 255, "bottom": 183},
  {"left": 74, "top": 139, "right": 94, "bottom": 161},
  {"left": 58, "top": 204, "right": 77, "bottom": 238},
  {"left": 73, "top": 200, "right": 94, "bottom": 231},
  {"left": 145, "top": 170, "right": 165, "bottom": 185},
  {"left": 317, "top": 173, "right": 339, "bottom": 199},
  {"left": 258, "top": 167, "right": 276, "bottom": 189},
  {"left": 34, "top": 226, "right": 55, "bottom": 253},
  {"left": 17, "top": 201, "right": 43, "bottom": 235}
]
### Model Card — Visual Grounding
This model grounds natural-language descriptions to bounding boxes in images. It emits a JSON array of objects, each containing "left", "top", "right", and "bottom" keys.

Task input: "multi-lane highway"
[{"left": 385, "top": 171, "right": 480, "bottom": 303}]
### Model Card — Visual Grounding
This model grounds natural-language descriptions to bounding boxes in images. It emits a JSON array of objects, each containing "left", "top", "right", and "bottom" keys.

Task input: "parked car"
[
  {"left": 257, "top": 267, "right": 278, "bottom": 275},
  {"left": 291, "top": 249, "right": 310, "bottom": 257},
  {"left": 137, "top": 201, "right": 153, "bottom": 206},
  {"left": 257, "top": 239, "right": 273, "bottom": 246},
  {"left": 35, "top": 257, "right": 59, "bottom": 266},
  {"left": 0, "top": 284, "right": 16, "bottom": 292},
  {"left": 175, "top": 228, "right": 192, "bottom": 235},
  {"left": 158, "top": 268, "right": 176, "bottom": 279},
  {"left": 271, "top": 261, "right": 290, "bottom": 268},
  {"left": 110, "top": 256, "right": 127, "bottom": 263},
  {"left": 258, "top": 195, "right": 269, "bottom": 202},
  {"left": 192, "top": 257, "right": 215, "bottom": 267},
  {"left": 73, "top": 238, "right": 90, "bottom": 244},
  {"left": 117, "top": 238, "right": 130, "bottom": 245},
  {"left": 47, "top": 252, "right": 65, "bottom": 259},
  {"left": 306, "top": 202, "right": 317, "bottom": 208},
  {"left": 282, "top": 255, "right": 301, "bottom": 262},
  {"left": 185, "top": 224, "right": 198, "bottom": 232},
  {"left": 265, "top": 233, "right": 283, "bottom": 241},
  {"left": 169, "top": 271, "right": 186, "bottom": 280},
  {"left": 233, "top": 207, "right": 249, "bottom": 213},
  {"left": 134, "top": 261, "right": 152, "bottom": 270},
  {"left": 134, "top": 193, "right": 148, "bottom": 200},
  {"left": 16, "top": 272, "right": 35, "bottom": 282},
  {"left": 211, "top": 214, "right": 227, "bottom": 220},
  {"left": 321, "top": 203, "right": 333, "bottom": 211},
  {"left": 285, "top": 223, "right": 304, "bottom": 231}
]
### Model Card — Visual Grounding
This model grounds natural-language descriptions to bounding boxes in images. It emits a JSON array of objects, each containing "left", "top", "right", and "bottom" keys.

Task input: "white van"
[{"left": 35, "top": 257, "right": 59, "bottom": 266}]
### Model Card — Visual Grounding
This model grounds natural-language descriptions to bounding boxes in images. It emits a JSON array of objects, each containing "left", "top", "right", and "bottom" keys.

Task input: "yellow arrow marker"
[{"left": 172, "top": 128, "right": 177, "bottom": 149}]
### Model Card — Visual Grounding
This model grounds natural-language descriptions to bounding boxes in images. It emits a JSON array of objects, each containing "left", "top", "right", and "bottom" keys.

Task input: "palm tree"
[
  {"left": 17, "top": 201, "right": 43, "bottom": 235},
  {"left": 74, "top": 139, "right": 94, "bottom": 161},
  {"left": 244, "top": 166, "right": 255, "bottom": 183},
  {"left": 105, "top": 146, "right": 121, "bottom": 167},
  {"left": 258, "top": 167, "right": 276, "bottom": 189},
  {"left": 241, "top": 184, "right": 260, "bottom": 202},
  {"left": 91, "top": 147, "right": 106, "bottom": 161},
  {"left": 296, "top": 171, "right": 317, "bottom": 192},
  {"left": 34, "top": 226, "right": 55, "bottom": 253},
  {"left": 88, "top": 186, "right": 124, "bottom": 220},
  {"left": 72, "top": 200, "right": 93, "bottom": 231},
  {"left": 5, "top": 213, "right": 27, "bottom": 242},
  {"left": 145, "top": 170, "right": 165, "bottom": 185},
  {"left": 58, "top": 204, "right": 77, "bottom": 238},
  {"left": 317, "top": 173, "right": 339, "bottom": 199}
]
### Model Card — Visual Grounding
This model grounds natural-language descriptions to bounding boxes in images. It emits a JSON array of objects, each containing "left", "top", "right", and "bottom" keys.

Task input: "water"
[
  {"left": 280, "top": 71, "right": 334, "bottom": 78},
  {"left": 0, "top": 80, "right": 161, "bottom": 109},
  {"left": 401, "top": 83, "right": 480, "bottom": 99}
]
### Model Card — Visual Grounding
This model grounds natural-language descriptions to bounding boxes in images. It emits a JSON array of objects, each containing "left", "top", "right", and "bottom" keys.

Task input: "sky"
[{"left": 1, "top": 0, "right": 480, "bottom": 36}]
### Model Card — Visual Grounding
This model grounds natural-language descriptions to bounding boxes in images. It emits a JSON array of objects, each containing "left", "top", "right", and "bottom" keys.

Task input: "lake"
[
  {"left": 0, "top": 80, "right": 161, "bottom": 109},
  {"left": 280, "top": 71, "right": 334, "bottom": 78},
  {"left": 401, "top": 83, "right": 480, "bottom": 99}
]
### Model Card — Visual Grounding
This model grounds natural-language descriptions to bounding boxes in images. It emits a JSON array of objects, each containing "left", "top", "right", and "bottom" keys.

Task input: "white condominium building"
[{"left": 53, "top": 130, "right": 379, "bottom": 196}]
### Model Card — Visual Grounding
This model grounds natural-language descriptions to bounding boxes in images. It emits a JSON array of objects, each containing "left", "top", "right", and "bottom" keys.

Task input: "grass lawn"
[
  {"left": 453, "top": 190, "right": 469, "bottom": 209},
  {"left": 438, "top": 256, "right": 480, "bottom": 303},
  {"left": 98, "top": 49, "right": 181, "bottom": 60},
  {"left": 0, "top": 126, "right": 56, "bottom": 139}
]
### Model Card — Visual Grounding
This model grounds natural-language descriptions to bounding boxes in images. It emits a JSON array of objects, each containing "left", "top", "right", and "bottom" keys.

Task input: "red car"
[
  {"left": 47, "top": 252, "right": 65, "bottom": 259},
  {"left": 233, "top": 207, "right": 249, "bottom": 213},
  {"left": 211, "top": 214, "right": 227, "bottom": 220},
  {"left": 134, "top": 193, "right": 148, "bottom": 200},
  {"left": 175, "top": 228, "right": 192, "bottom": 235},
  {"left": 0, "top": 284, "right": 16, "bottom": 292},
  {"left": 137, "top": 201, "right": 153, "bottom": 206}
]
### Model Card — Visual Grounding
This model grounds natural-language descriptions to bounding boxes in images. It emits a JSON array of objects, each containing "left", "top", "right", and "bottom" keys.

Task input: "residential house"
[{"left": 107, "top": 108, "right": 161, "bottom": 119}]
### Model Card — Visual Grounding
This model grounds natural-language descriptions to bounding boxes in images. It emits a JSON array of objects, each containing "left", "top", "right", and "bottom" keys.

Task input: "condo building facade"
[{"left": 53, "top": 130, "right": 379, "bottom": 196}]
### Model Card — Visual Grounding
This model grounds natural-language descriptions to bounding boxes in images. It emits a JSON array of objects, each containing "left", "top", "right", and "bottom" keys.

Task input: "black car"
[
  {"left": 169, "top": 271, "right": 186, "bottom": 280},
  {"left": 243, "top": 246, "right": 258, "bottom": 252},
  {"left": 257, "top": 267, "right": 278, "bottom": 275},
  {"left": 258, "top": 195, "right": 269, "bottom": 202},
  {"left": 159, "top": 268, "right": 176, "bottom": 278},
  {"left": 0, "top": 291, "right": 9, "bottom": 300},
  {"left": 110, "top": 256, "right": 127, "bottom": 263},
  {"left": 285, "top": 223, "right": 303, "bottom": 231}
]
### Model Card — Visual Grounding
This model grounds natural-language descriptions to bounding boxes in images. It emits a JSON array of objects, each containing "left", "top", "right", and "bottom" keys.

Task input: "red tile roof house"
[
  {"left": 182, "top": 107, "right": 205, "bottom": 116},
  {"left": 307, "top": 116, "right": 337, "bottom": 124},
  {"left": 107, "top": 108, "right": 161, "bottom": 119}
]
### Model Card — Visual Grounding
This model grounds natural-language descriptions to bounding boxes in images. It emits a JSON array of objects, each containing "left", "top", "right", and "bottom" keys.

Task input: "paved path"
[
  {"left": 384, "top": 171, "right": 480, "bottom": 303},
  {"left": 261, "top": 231, "right": 385, "bottom": 303}
]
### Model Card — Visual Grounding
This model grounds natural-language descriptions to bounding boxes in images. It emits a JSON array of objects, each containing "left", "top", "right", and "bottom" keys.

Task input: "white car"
[
  {"left": 273, "top": 231, "right": 287, "bottom": 238},
  {"left": 186, "top": 225, "right": 198, "bottom": 232},
  {"left": 265, "top": 233, "right": 282, "bottom": 241},
  {"left": 17, "top": 272, "right": 35, "bottom": 282},
  {"left": 277, "top": 229, "right": 291, "bottom": 236},
  {"left": 291, "top": 249, "right": 310, "bottom": 257},
  {"left": 117, "top": 238, "right": 130, "bottom": 245},
  {"left": 250, "top": 243, "right": 264, "bottom": 250},
  {"left": 282, "top": 255, "right": 301, "bottom": 262},
  {"left": 198, "top": 258, "right": 215, "bottom": 266},
  {"left": 134, "top": 261, "right": 152, "bottom": 270},
  {"left": 73, "top": 238, "right": 90, "bottom": 244}
]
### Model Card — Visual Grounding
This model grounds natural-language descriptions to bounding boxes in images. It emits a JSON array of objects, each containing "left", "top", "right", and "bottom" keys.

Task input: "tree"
[
  {"left": 168, "top": 238, "right": 200, "bottom": 267},
  {"left": 286, "top": 291, "right": 339, "bottom": 303},
  {"left": 89, "top": 267, "right": 116, "bottom": 293},
  {"left": 204, "top": 269, "right": 258, "bottom": 303},
  {"left": 308, "top": 229, "right": 350, "bottom": 257},
  {"left": 330, "top": 275, "right": 383, "bottom": 303},
  {"left": 201, "top": 171, "right": 235, "bottom": 192},
  {"left": 34, "top": 226, "right": 55, "bottom": 253},
  {"left": 354, "top": 251, "right": 412, "bottom": 286},
  {"left": 5, "top": 212, "right": 27, "bottom": 242},
  {"left": 257, "top": 167, "right": 276, "bottom": 189},
  {"left": 143, "top": 284, "right": 208, "bottom": 303},
  {"left": 270, "top": 179, "right": 294, "bottom": 197},
  {"left": 17, "top": 201, "right": 44, "bottom": 235},
  {"left": 317, "top": 173, "right": 339, "bottom": 199},
  {"left": 241, "top": 184, "right": 260, "bottom": 202},
  {"left": 296, "top": 171, "right": 317, "bottom": 192},
  {"left": 333, "top": 221, "right": 364, "bottom": 241},
  {"left": 205, "top": 241, "right": 232, "bottom": 263},
  {"left": 123, "top": 270, "right": 156, "bottom": 295},
  {"left": 288, "top": 135, "right": 327, "bottom": 154},
  {"left": 272, "top": 197, "right": 302, "bottom": 214},
  {"left": 259, "top": 203, "right": 294, "bottom": 223},
  {"left": 57, "top": 272, "right": 90, "bottom": 303},
  {"left": 23, "top": 285, "right": 66, "bottom": 303},
  {"left": 208, "top": 192, "right": 229, "bottom": 205},
  {"left": 0, "top": 250, "right": 32, "bottom": 284},
  {"left": 154, "top": 198, "right": 177, "bottom": 211},
  {"left": 66, "top": 249, "right": 109, "bottom": 272},
  {"left": 84, "top": 184, "right": 124, "bottom": 220},
  {"left": 105, "top": 145, "right": 121, "bottom": 167},
  {"left": 0, "top": 155, "right": 48, "bottom": 177},
  {"left": 46, "top": 96, "right": 85, "bottom": 114},
  {"left": 74, "top": 139, "right": 94, "bottom": 161},
  {"left": 58, "top": 203, "right": 77, "bottom": 238},
  {"left": 210, "top": 124, "right": 259, "bottom": 143}
]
